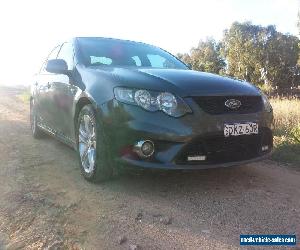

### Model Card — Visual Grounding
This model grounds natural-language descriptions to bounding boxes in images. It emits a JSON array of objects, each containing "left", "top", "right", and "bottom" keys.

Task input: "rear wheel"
[
  {"left": 77, "top": 105, "right": 113, "bottom": 182},
  {"left": 30, "top": 99, "right": 44, "bottom": 138}
]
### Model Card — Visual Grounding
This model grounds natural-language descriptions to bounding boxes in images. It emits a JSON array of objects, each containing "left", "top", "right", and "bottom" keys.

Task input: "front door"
[
  {"left": 35, "top": 45, "right": 61, "bottom": 130},
  {"left": 51, "top": 42, "right": 78, "bottom": 142}
]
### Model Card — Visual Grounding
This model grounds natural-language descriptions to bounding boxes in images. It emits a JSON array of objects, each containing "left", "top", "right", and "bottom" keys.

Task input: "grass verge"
[{"left": 270, "top": 98, "right": 300, "bottom": 167}]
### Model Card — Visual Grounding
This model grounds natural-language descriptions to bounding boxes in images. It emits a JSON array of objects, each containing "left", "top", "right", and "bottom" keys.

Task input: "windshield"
[{"left": 76, "top": 38, "right": 188, "bottom": 69}]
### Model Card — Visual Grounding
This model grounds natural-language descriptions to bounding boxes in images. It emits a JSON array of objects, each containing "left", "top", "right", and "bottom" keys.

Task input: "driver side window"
[
  {"left": 40, "top": 45, "right": 60, "bottom": 74},
  {"left": 147, "top": 54, "right": 175, "bottom": 68},
  {"left": 57, "top": 42, "right": 74, "bottom": 70}
]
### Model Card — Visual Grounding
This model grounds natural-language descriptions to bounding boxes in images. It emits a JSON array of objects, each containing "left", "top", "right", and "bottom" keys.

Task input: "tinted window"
[
  {"left": 91, "top": 56, "right": 112, "bottom": 65},
  {"left": 40, "top": 45, "right": 60, "bottom": 73},
  {"left": 57, "top": 42, "right": 74, "bottom": 70},
  {"left": 48, "top": 46, "right": 60, "bottom": 60},
  {"left": 132, "top": 56, "right": 142, "bottom": 66},
  {"left": 147, "top": 54, "right": 177, "bottom": 68},
  {"left": 77, "top": 38, "right": 188, "bottom": 69}
]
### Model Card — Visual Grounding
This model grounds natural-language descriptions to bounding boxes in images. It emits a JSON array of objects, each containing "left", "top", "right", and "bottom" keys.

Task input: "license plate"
[{"left": 224, "top": 122, "right": 258, "bottom": 137}]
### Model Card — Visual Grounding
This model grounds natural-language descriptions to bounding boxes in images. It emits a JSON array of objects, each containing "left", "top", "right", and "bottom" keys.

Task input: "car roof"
[{"left": 74, "top": 37, "right": 154, "bottom": 47}]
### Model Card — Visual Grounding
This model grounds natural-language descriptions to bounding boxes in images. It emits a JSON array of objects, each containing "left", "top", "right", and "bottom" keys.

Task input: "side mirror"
[{"left": 46, "top": 59, "right": 69, "bottom": 74}]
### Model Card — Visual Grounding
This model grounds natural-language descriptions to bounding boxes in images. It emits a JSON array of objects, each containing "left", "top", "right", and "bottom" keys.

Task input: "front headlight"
[
  {"left": 261, "top": 93, "right": 272, "bottom": 112},
  {"left": 114, "top": 87, "right": 192, "bottom": 117},
  {"left": 157, "top": 92, "right": 178, "bottom": 116},
  {"left": 134, "top": 90, "right": 152, "bottom": 110}
]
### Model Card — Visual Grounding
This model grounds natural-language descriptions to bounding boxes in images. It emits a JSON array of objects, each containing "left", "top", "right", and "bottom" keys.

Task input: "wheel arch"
[
  {"left": 74, "top": 93, "right": 104, "bottom": 129},
  {"left": 74, "top": 97, "right": 93, "bottom": 127}
]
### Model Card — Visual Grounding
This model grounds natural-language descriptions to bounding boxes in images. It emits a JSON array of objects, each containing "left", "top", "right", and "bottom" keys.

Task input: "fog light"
[
  {"left": 134, "top": 140, "right": 155, "bottom": 158},
  {"left": 262, "top": 145, "right": 269, "bottom": 151}
]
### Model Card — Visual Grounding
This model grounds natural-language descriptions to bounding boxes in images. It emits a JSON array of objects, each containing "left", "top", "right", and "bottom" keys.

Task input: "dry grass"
[
  {"left": 270, "top": 97, "right": 300, "bottom": 166},
  {"left": 271, "top": 98, "right": 300, "bottom": 136},
  {"left": 17, "top": 87, "right": 30, "bottom": 103}
]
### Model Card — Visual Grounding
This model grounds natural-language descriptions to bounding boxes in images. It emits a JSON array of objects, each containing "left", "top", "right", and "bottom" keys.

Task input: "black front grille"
[
  {"left": 193, "top": 96, "right": 263, "bottom": 114},
  {"left": 175, "top": 128, "right": 273, "bottom": 165}
]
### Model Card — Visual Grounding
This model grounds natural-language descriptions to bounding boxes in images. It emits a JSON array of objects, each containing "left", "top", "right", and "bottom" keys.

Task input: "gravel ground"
[{"left": 0, "top": 86, "right": 299, "bottom": 250}]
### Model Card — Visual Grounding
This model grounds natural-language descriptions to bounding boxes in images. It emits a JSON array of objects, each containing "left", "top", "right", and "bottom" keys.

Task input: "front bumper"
[
  {"left": 100, "top": 97, "right": 273, "bottom": 170},
  {"left": 118, "top": 151, "right": 272, "bottom": 170}
]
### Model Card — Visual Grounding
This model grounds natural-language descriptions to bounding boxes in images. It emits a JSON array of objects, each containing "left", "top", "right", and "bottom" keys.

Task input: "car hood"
[
  {"left": 138, "top": 68, "right": 260, "bottom": 96},
  {"left": 85, "top": 67, "right": 260, "bottom": 97}
]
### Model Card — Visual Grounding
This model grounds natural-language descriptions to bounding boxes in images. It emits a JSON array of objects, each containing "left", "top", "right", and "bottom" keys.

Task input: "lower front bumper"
[
  {"left": 118, "top": 151, "right": 272, "bottom": 170},
  {"left": 114, "top": 128, "right": 273, "bottom": 170}
]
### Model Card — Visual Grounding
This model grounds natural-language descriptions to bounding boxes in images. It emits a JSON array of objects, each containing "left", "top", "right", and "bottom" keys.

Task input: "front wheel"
[{"left": 77, "top": 105, "right": 113, "bottom": 182}]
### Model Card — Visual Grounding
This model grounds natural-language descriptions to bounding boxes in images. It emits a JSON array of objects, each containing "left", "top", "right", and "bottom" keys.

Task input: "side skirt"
[{"left": 37, "top": 122, "right": 77, "bottom": 150}]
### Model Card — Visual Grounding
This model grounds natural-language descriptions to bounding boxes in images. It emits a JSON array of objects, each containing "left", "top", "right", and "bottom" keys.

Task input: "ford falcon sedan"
[{"left": 30, "top": 37, "right": 273, "bottom": 182}]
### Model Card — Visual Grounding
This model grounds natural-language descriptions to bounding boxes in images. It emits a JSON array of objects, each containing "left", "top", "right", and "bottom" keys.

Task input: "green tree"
[
  {"left": 190, "top": 38, "right": 225, "bottom": 74},
  {"left": 177, "top": 38, "right": 225, "bottom": 74},
  {"left": 221, "top": 22, "right": 266, "bottom": 83},
  {"left": 221, "top": 22, "right": 299, "bottom": 89},
  {"left": 297, "top": 9, "right": 300, "bottom": 34},
  {"left": 297, "top": 9, "right": 300, "bottom": 66},
  {"left": 263, "top": 32, "right": 299, "bottom": 88},
  {"left": 177, "top": 53, "right": 192, "bottom": 66}
]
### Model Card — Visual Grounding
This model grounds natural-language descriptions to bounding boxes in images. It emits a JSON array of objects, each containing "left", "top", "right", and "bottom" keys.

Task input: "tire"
[
  {"left": 30, "top": 99, "right": 44, "bottom": 138},
  {"left": 77, "top": 104, "right": 113, "bottom": 182}
]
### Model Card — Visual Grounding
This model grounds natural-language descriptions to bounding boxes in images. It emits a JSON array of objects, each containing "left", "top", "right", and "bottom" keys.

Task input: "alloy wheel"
[{"left": 78, "top": 114, "right": 97, "bottom": 174}]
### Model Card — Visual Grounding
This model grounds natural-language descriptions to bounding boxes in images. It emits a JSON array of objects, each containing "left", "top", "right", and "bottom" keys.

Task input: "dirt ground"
[{"left": 0, "top": 86, "right": 299, "bottom": 250}]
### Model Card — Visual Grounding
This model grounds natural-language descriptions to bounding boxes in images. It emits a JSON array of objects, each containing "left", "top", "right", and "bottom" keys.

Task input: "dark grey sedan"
[{"left": 30, "top": 37, "right": 273, "bottom": 182}]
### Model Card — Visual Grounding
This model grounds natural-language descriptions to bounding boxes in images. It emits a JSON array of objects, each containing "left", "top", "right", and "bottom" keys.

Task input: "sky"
[{"left": 0, "top": 0, "right": 298, "bottom": 85}]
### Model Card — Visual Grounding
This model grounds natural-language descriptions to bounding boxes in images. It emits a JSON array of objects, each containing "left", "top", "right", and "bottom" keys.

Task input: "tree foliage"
[
  {"left": 190, "top": 38, "right": 225, "bottom": 74},
  {"left": 298, "top": 9, "right": 300, "bottom": 35},
  {"left": 178, "top": 21, "right": 300, "bottom": 89},
  {"left": 177, "top": 38, "right": 225, "bottom": 74},
  {"left": 221, "top": 22, "right": 299, "bottom": 89}
]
